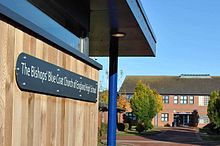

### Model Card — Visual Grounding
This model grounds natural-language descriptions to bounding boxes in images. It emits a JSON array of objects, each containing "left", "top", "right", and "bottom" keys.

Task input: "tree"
[
  {"left": 117, "top": 94, "right": 131, "bottom": 111},
  {"left": 190, "top": 109, "right": 199, "bottom": 127},
  {"left": 100, "top": 90, "right": 108, "bottom": 105},
  {"left": 152, "top": 90, "right": 163, "bottom": 113},
  {"left": 130, "top": 80, "right": 162, "bottom": 131},
  {"left": 208, "top": 91, "right": 220, "bottom": 128}
]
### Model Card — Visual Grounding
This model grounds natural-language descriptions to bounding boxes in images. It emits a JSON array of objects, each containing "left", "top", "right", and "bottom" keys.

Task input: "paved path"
[{"left": 114, "top": 127, "right": 220, "bottom": 146}]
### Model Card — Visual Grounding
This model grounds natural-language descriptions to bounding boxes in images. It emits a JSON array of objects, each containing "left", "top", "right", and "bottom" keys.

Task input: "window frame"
[
  {"left": 189, "top": 96, "right": 194, "bottom": 104},
  {"left": 180, "top": 96, "right": 188, "bottom": 104},
  {"left": 162, "top": 95, "right": 169, "bottom": 104},
  {"left": 161, "top": 113, "right": 169, "bottom": 122},
  {"left": 199, "top": 96, "right": 210, "bottom": 106},
  {"left": 199, "top": 115, "right": 210, "bottom": 124},
  {"left": 204, "top": 96, "right": 209, "bottom": 106},
  {"left": 173, "top": 96, "right": 178, "bottom": 104}
]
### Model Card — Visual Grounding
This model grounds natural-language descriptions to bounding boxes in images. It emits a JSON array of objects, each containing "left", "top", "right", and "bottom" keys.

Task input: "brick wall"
[{"left": 154, "top": 95, "right": 209, "bottom": 127}]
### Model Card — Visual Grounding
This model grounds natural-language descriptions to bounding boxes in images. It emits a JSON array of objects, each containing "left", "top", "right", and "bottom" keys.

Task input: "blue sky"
[{"left": 96, "top": 0, "right": 220, "bottom": 90}]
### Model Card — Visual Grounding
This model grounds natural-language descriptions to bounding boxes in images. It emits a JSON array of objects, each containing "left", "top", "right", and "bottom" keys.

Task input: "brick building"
[{"left": 119, "top": 74, "right": 220, "bottom": 127}]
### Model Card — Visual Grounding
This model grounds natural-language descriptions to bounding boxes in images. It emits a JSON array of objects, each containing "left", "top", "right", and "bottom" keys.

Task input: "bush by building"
[
  {"left": 208, "top": 91, "right": 220, "bottom": 129},
  {"left": 130, "top": 80, "right": 163, "bottom": 131}
]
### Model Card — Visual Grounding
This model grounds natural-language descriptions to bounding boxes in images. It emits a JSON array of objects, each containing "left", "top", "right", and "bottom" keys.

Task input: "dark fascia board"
[
  {"left": 136, "top": 0, "right": 157, "bottom": 42},
  {"left": 0, "top": 1, "right": 102, "bottom": 70},
  {"left": 126, "top": 0, "right": 156, "bottom": 55}
]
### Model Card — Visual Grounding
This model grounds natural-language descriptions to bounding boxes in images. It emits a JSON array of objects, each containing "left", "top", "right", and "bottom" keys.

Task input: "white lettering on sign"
[{"left": 20, "top": 61, "right": 97, "bottom": 95}]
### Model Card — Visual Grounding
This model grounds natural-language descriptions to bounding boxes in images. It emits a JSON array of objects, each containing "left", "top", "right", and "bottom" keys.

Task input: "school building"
[{"left": 120, "top": 74, "right": 220, "bottom": 127}]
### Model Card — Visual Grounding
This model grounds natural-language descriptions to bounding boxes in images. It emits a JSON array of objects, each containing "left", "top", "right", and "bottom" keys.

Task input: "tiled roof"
[{"left": 119, "top": 75, "right": 220, "bottom": 95}]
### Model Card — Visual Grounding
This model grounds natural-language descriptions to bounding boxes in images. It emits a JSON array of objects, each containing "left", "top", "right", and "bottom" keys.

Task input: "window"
[
  {"left": 125, "top": 112, "right": 136, "bottom": 121},
  {"left": 199, "top": 115, "right": 210, "bottom": 124},
  {"left": 126, "top": 95, "right": 133, "bottom": 100},
  {"left": 189, "top": 96, "right": 194, "bottom": 104},
  {"left": 162, "top": 96, "right": 169, "bottom": 104},
  {"left": 199, "top": 96, "right": 210, "bottom": 106},
  {"left": 180, "top": 96, "right": 188, "bottom": 104},
  {"left": 1, "top": 1, "right": 81, "bottom": 52},
  {"left": 204, "top": 96, "right": 209, "bottom": 106},
  {"left": 161, "top": 113, "right": 169, "bottom": 122},
  {"left": 173, "top": 96, "right": 178, "bottom": 104}
]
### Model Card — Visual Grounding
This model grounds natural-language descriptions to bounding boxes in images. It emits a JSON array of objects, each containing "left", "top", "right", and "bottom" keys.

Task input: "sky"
[{"left": 96, "top": 0, "right": 220, "bottom": 90}]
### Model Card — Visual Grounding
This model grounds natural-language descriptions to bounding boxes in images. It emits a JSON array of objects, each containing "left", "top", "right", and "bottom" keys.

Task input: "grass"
[
  {"left": 98, "top": 129, "right": 160, "bottom": 146},
  {"left": 116, "top": 128, "right": 161, "bottom": 137},
  {"left": 98, "top": 141, "right": 107, "bottom": 146},
  {"left": 200, "top": 133, "right": 220, "bottom": 141},
  {"left": 98, "top": 126, "right": 162, "bottom": 145},
  {"left": 199, "top": 127, "right": 220, "bottom": 142},
  {"left": 98, "top": 127, "right": 161, "bottom": 146}
]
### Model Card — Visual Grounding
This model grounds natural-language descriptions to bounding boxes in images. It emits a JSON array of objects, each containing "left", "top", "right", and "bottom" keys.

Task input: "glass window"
[
  {"left": 126, "top": 95, "right": 133, "bottom": 100},
  {"left": 180, "top": 96, "right": 188, "bottom": 104},
  {"left": 199, "top": 115, "right": 210, "bottom": 124},
  {"left": 162, "top": 96, "right": 169, "bottom": 104},
  {"left": 173, "top": 96, "right": 178, "bottom": 104},
  {"left": 125, "top": 112, "right": 136, "bottom": 121},
  {"left": 189, "top": 96, "right": 194, "bottom": 104},
  {"left": 161, "top": 113, "right": 169, "bottom": 122},
  {"left": 199, "top": 96, "right": 210, "bottom": 106},
  {"left": 204, "top": 96, "right": 209, "bottom": 106},
  {"left": 199, "top": 96, "right": 204, "bottom": 106},
  {"left": 1, "top": 1, "right": 81, "bottom": 51}
]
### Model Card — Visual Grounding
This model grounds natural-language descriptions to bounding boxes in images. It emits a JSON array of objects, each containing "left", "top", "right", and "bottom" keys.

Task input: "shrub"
[
  {"left": 99, "top": 123, "right": 108, "bottom": 136},
  {"left": 98, "top": 123, "right": 108, "bottom": 144},
  {"left": 202, "top": 123, "right": 220, "bottom": 134},
  {"left": 124, "top": 123, "right": 129, "bottom": 131},
  {"left": 117, "top": 123, "right": 125, "bottom": 131},
  {"left": 164, "top": 123, "right": 171, "bottom": 127},
  {"left": 189, "top": 110, "right": 199, "bottom": 127},
  {"left": 136, "top": 123, "right": 145, "bottom": 133},
  {"left": 208, "top": 91, "right": 220, "bottom": 128}
]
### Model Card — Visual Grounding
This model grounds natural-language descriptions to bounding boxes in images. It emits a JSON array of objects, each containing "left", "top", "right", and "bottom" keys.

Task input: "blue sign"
[{"left": 16, "top": 53, "right": 98, "bottom": 102}]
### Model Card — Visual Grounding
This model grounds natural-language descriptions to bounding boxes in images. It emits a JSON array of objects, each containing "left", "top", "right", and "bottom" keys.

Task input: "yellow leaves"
[
  {"left": 117, "top": 94, "right": 131, "bottom": 112},
  {"left": 100, "top": 90, "right": 108, "bottom": 105},
  {"left": 152, "top": 90, "right": 163, "bottom": 112}
]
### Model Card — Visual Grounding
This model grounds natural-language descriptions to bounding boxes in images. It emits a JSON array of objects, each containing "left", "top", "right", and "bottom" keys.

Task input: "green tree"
[
  {"left": 130, "top": 80, "right": 162, "bottom": 131},
  {"left": 208, "top": 91, "right": 220, "bottom": 128}
]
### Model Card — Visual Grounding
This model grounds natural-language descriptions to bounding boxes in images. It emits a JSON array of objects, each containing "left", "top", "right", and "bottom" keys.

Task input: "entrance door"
[{"left": 174, "top": 114, "right": 191, "bottom": 126}]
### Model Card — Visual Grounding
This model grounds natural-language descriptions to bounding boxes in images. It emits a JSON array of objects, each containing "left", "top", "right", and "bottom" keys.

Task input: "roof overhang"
[
  {"left": 29, "top": 0, "right": 156, "bottom": 57},
  {"left": 90, "top": 0, "right": 156, "bottom": 56}
]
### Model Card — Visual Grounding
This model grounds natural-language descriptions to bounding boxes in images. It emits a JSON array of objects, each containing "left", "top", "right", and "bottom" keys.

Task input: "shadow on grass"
[{"left": 201, "top": 134, "right": 220, "bottom": 141}]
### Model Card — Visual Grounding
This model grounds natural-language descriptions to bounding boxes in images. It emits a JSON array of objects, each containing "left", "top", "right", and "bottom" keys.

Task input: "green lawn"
[
  {"left": 199, "top": 128, "right": 220, "bottom": 142},
  {"left": 98, "top": 128, "right": 161, "bottom": 146},
  {"left": 200, "top": 133, "right": 220, "bottom": 141},
  {"left": 116, "top": 128, "right": 161, "bottom": 137}
]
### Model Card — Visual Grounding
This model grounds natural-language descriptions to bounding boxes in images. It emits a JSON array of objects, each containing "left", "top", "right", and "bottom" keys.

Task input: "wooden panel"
[{"left": 0, "top": 17, "right": 99, "bottom": 146}]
